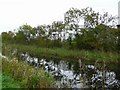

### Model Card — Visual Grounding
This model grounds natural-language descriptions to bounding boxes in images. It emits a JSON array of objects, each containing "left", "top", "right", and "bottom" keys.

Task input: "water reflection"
[{"left": 19, "top": 52, "right": 120, "bottom": 89}]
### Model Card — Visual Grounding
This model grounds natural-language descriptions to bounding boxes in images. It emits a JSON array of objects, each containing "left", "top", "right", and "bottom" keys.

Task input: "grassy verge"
[
  {"left": 3, "top": 44, "right": 119, "bottom": 62},
  {"left": 2, "top": 72, "right": 21, "bottom": 88},
  {"left": 2, "top": 57, "right": 55, "bottom": 88}
]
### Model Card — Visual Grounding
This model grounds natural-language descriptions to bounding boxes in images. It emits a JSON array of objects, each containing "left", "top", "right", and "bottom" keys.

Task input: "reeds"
[
  {"left": 4, "top": 44, "right": 118, "bottom": 62},
  {"left": 2, "top": 58, "right": 55, "bottom": 88}
]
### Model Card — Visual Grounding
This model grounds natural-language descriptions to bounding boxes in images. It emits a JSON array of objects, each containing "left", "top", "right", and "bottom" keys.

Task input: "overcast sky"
[{"left": 0, "top": 0, "right": 120, "bottom": 33}]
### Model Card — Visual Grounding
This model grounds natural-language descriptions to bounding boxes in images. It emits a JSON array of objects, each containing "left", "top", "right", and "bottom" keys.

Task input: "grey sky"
[{"left": 0, "top": 0, "right": 120, "bottom": 33}]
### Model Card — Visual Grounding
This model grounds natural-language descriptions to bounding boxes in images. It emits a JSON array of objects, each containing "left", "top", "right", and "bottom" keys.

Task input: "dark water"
[{"left": 17, "top": 52, "right": 120, "bottom": 89}]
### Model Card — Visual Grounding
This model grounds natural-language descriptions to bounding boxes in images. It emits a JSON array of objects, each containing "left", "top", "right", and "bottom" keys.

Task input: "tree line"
[{"left": 1, "top": 7, "right": 119, "bottom": 52}]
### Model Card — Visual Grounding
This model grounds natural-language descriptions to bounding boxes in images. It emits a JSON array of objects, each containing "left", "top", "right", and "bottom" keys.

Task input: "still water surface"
[{"left": 19, "top": 52, "right": 120, "bottom": 89}]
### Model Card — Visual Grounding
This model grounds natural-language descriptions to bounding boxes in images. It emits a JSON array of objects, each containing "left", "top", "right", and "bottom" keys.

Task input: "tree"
[
  {"left": 2, "top": 31, "right": 14, "bottom": 43},
  {"left": 49, "top": 21, "right": 64, "bottom": 40},
  {"left": 64, "top": 8, "right": 81, "bottom": 32},
  {"left": 14, "top": 31, "right": 27, "bottom": 44},
  {"left": 35, "top": 25, "right": 46, "bottom": 37},
  {"left": 18, "top": 24, "right": 33, "bottom": 41}
]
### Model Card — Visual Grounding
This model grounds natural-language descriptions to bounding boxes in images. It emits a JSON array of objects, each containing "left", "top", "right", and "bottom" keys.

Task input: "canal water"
[{"left": 17, "top": 52, "right": 120, "bottom": 89}]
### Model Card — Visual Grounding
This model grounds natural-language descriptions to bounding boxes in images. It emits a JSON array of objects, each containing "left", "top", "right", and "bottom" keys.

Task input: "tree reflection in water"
[{"left": 9, "top": 51, "right": 120, "bottom": 89}]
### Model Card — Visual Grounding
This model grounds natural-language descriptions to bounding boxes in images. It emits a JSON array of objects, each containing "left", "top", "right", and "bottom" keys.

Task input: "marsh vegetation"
[{"left": 1, "top": 7, "right": 120, "bottom": 89}]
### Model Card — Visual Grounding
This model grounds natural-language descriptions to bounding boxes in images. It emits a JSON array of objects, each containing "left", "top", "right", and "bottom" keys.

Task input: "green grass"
[
  {"left": 0, "top": 73, "right": 2, "bottom": 90},
  {"left": 4, "top": 44, "right": 119, "bottom": 62},
  {"left": 2, "top": 57, "right": 55, "bottom": 88},
  {"left": 2, "top": 72, "right": 21, "bottom": 88}
]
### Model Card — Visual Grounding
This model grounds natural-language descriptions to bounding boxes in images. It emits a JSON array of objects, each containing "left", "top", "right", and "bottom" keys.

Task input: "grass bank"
[
  {"left": 3, "top": 44, "right": 119, "bottom": 62},
  {"left": 2, "top": 57, "right": 55, "bottom": 88},
  {"left": 2, "top": 72, "right": 21, "bottom": 88}
]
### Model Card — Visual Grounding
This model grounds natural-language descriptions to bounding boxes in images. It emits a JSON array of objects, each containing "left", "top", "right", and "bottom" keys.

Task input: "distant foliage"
[{"left": 1, "top": 7, "right": 118, "bottom": 52}]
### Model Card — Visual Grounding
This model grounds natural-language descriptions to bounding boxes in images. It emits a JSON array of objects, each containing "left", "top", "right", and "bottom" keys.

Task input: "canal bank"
[
  {"left": 3, "top": 44, "right": 119, "bottom": 62},
  {"left": 2, "top": 57, "right": 55, "bottom": 88},
  {"left": 2, "top": 44, "right": 120, "bottom": 88}
]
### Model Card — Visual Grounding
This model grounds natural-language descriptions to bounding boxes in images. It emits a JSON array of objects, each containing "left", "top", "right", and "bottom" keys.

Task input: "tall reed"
[{"left": 2, "top": 58, "right": 55, "bottom": 88}]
